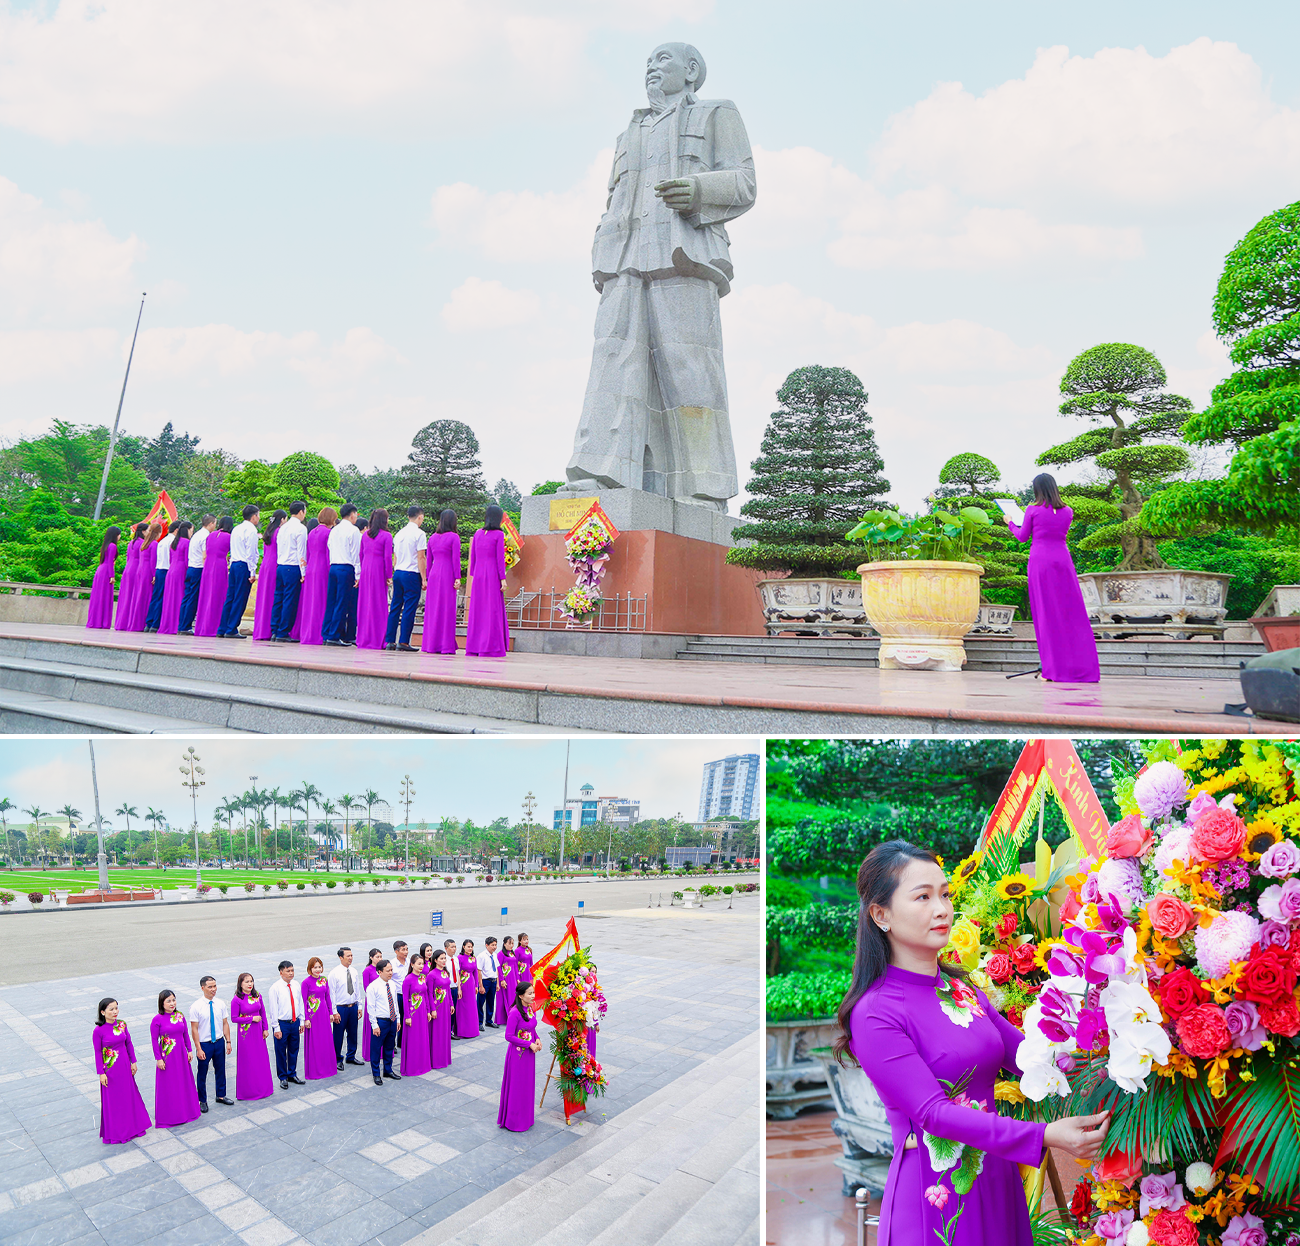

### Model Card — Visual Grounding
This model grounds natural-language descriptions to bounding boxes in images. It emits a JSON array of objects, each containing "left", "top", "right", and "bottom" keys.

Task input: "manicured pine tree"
[
  {"left": 401, "top": 420, "right": 491, "bottom": 520},
  {"left": 933, "top": 453, "right": 1027, "bottom": 608}
]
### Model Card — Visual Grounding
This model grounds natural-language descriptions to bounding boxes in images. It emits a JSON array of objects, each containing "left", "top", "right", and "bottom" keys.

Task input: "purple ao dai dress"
[
  {"left": 456, "top": 954, "right": 480, "bottom": 1038},
  {"left": 360, "top": 964, "right": 378, "bottom": 1063},
  {"left": 113, "top": 539, "right": 141, "bottom": 631},
  {"left": 86, "top": 543, "right": 117, "bottom": 629},
  {"left": 94, "top": 1020, "right": 151, "bottom": 1144},
  {"left": 494, "top": 952, "right": 516, "bottom": 1025},
  {"left": 194, "top": 531, "right": 231, "bottom": 638},
  {"left": 465, "top": 528, "right": 508, "bottom": 656},
  {"left": 429, "top": 969, "right": 453, "bottom": 1069},
  {"left": 295, "top": 523, "right": 332, "bottom": 645},
  {"left": 849, "top": 965, "right": 1046, "bottom": 1246},
  {"left": 497, "top": 1005, "right": 537, "bottom": 1132},
  {"left": 1007, "top": 504, "right": 1100, "bottom": 683},
  {"left": 355, "top": 529, "right": 393, "bottom": 650},
  {"left": 302, "top": 975, "right": 336, "bottom": 1080},
  {"left": 150, "top": 1011, "right": 201, "bottom": 1127},
  {"left": 159, "top": 538, "right": 189, "bottom": 634},
  {"left": 252, "top": 528, "right": 279, "bottom": 640},
  {"left": 401, "top": 972, "right": 433, "bottom": 1076},
  {"left": 421, "top": 530, "right": 461, "bottom": 654},
  {"left": 231, "top": 995, "right": 273, "bottom": 1100}
]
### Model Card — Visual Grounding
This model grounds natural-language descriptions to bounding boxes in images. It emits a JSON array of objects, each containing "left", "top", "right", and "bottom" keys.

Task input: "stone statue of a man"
[{"left": 562, "top": 43, "right": 756, "bottom": 511}]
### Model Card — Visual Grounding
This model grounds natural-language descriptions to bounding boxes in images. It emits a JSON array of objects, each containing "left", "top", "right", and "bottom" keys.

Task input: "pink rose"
[
  {"left": 986, "top": 953, "right": 1013, "bottom": 985},
  {"left": 1139, "top": 1170, "right": 1186, "bottom": 1217},
  {"left": 1108, "top": 814, "right": 1154, "bottom": 859},
  {"left": 1095, "top": 1209, "right": 1134, "bottom": 1242},
  {"left": 1260, "top": 877, "right": 1300, "bottom": 924},
  {"left": 1191, "top": 808, "right": 1248, "bottom": 862},
  {"left": 1259, "top": 839, "right": 1300, "bottom": 879},
  {"left": 1223, "top": 1213, "right": 1268, "bottom": 1246},
  {"left": 1147, "top": 893, "right": 1195, "bottom": 940}
]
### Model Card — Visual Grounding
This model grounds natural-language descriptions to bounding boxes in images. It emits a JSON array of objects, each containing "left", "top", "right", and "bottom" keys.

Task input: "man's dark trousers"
[
  {"left": 270, "top": 565, "right": 301, "bottom": 638},
  {"left": 370, "top": 1019, "right": 396, "bottom": 1078},
  {"left": 179, "top": 567, "right": 203, "bottom": 631},
  {"left": 333, "top": 1004, "right": 358, "bottom": 1061},
  {"left": 273, "top": 1018, "right": 301, "bottom": 1082},
  {"left": 196, "top": 1040, "right": 226, "bottom": 1103},
  {"left": 218, "top": 560, "right": 253, "bottom": 635},
  {"left": 385, "top": 570, "right": 421, "bottom": 645},
  {"left": 479, "top": 978, "right": 496, "bottom": 1026}
]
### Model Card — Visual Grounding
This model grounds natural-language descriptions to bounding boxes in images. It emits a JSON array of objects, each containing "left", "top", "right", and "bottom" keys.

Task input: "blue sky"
[
  {"left": 0, "top": 736, "right": 758, "bottom": 831},
  {"left": 3, "top": 1, "right": 1299, "bottom": 509}
]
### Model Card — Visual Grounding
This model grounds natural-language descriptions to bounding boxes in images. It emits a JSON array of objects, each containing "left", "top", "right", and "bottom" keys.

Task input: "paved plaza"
[{"left": 0, "top": 891, "right": 761, "bottom": 1246}]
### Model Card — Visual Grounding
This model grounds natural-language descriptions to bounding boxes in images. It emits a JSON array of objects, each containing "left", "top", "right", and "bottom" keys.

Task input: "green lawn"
[{"left": 0, "top": 865, "right": 426, "bottom": 892}]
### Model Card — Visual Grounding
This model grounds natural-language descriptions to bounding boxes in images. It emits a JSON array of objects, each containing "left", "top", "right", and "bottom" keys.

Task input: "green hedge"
[
  {"left": 767, "top": 807, "right": 983, "bottom": 877},
  {"left": 766, "top": 902, "right": 857, "bottom": 948},
  {"left": 766, "top": 970, "right": 852, "bottom": 1022}
]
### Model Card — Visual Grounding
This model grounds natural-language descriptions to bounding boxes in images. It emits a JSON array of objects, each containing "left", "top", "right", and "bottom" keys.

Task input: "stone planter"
[
  {"left": 1078, "top": 569, "right": 1232, "bottom": 638},
  {"left": 766, "top": 1017, "right": 838, "bottom": 1119},
  {"left": 812, "top": 1048, "right": 895, "bottom": 1197},
  {"left": 755, "top": 577, "right": 872, "bottom": 637},
  {"left": 968, "top": 603, "right": 1016, "bottom": 635},
  {"left": 1251, "top": 586, "right": 1300, "bottom": 653},
  {"left": 857, "top": 561, "right": 983, "bottom": 671}
]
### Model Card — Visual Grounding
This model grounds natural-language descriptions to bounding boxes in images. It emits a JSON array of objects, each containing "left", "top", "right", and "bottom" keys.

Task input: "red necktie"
[{"left": 290, "top": 986, "right": 296, "bottom": 1022}]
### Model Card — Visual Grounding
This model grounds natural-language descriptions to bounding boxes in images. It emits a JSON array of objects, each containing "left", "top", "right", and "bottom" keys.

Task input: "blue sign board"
[
  {"left": 578, "top": 900, "right": 585, "bottom": 910},
  {"left": 430, "top": 910, "right": 443, "bottom": 928}
]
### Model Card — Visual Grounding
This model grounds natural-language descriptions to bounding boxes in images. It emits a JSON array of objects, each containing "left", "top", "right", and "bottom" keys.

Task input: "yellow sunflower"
[
  {"left": 951, "top": 852, "right": 982, "bottom": 893},
  {"left": 995, "top": 873, "right": 1037, "bottom": 903},
  {"left": 1241, "top": 820, "right": 1283, "bottom": 861}
]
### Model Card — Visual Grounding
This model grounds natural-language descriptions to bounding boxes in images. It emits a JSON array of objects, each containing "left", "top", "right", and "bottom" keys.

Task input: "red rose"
[
  {"left": 995, "top": 912, "right": 1018, "bottom": 941},
  {"left": 1108, "top": 814, "right": 1154, "bottom": 859},
  {"left": 1149, "top": 1208, "right": 1199, "bottom": 1246},
  {"left": 1070, "top": 1180, "right": 1093, "bottom": 1226},
  {"left": 986, "top": 953, "right": 1013, "bottom": 985},
  {"left": 1010, "top": 943, "right": 1038, "bottom": 976},
  {"left": 1238, "top": 947, "right": 1299, "bottom": 1005},
  {"left": 1157, "top": 966, "right": 1210, "bottom": 1019},
  {"left": 1005, "top": 1005, "right": 1024, "bottom": 1028},
  {"left": 1191, "top": 807, "right": 1248, "bottom": 862},
  {"left": 1175, "top": 1003, "right": 1231, "bottom": 1059},
  {"left": 1261, "top": 996, "right": 1300, "bottom": 1037}
]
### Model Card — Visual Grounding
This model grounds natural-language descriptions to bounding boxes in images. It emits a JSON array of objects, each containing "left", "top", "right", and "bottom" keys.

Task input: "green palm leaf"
[{"left": 1218, "top": 1055, "right": 1300, "bottom": 1199}]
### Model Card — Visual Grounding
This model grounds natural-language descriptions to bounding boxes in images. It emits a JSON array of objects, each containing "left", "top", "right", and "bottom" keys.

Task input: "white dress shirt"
[
  {"left": 390, "top": 958, "right": 410, "bottom": 991},
  {"left": 477, "top": 951, "right": 497, "bottom": 981},
  {"left": 392, "top": 524, "right": 428, "bottom": 575},
  {"left": 364, "top": 976, "right": 401, "bottom": 1023},
  {"left": 156, "top": 539, "right": 170, "bottom": 573},
  {"left": 328, "top": 522, "right": 362, "bottom": 575},
  {"left": 444, "top": 952, "right": 461, "bottom": 987},
  {"left": 188, "top": 526, "right": 210, "bottom": 569},
  {"left": 188, "top": 995, "right": 230, "bottom": 1044},
  {"left": 230, "top": 520, "right": 261, "bottom": 571},
  {"left": 327, "top": 963, "right": 360, "bottom": 1007},
  {"left": 277, "top": 517, "right": 307, "bottom": 569},
  {"left": 265, "top": 977, "right": 306, "bottom": 1024}
]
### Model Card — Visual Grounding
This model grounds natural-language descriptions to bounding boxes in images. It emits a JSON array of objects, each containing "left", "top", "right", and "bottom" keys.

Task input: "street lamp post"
[
  {"left": 249, "top": 776, "right": 258, "bottom": 871},
  {"left": 399, "top": 776, "right": 415, "bottom": 872},
  {"left": 559, "top": 741, "right": 570, "bottom": 872},
  {"left": 521, "top": 792, "right": 536, "bottom": 872},
  {"left": 180, "top": 748, "right": 205, "bottom": 889}
]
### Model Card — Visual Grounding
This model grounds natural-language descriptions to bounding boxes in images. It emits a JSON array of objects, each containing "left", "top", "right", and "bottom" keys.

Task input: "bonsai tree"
[
  {"left": 935, "top": 452, "right": 1001, "bottom": 499},
  {"left": 1036, "top": 343, "right": 1193, "bottom": 570},
  {"left": 932, "top": 454, "right": 1027, "bottom": 606},
  {"left": 1143, "top": 200, "right": 1300, "bottom": 546},
  {"left": 726, "top": 365, "right": 890, "bottom": 577}
]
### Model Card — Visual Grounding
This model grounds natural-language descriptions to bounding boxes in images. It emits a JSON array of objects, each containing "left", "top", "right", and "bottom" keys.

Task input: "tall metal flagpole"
[
  {"left": 93, "top": 293, "right": 146, "bottom": 523},
  {"left": 88, "top": 742, "right": 110, "bottom": 893}
]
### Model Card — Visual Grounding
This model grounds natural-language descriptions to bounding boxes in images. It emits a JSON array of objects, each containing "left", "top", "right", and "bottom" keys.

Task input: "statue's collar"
[{"left": 634, "top": 90, "right": 697, "bottom": 121}]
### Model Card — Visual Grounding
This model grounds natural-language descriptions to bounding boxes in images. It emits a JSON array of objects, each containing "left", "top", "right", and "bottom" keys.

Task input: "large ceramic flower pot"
[
  {"left": 766, "top": 1017, "right": 838, "bottom": 1118},
  {"left": 1077, "top": 569, "right": 1232, "bottom": 637},
  {"left": 812, "top": 1047, "right": 895, "bottom": 1197},
  {"left": 857, "top": 561, "right": 983, "bottom": 671},
  {"left": 755, "top": 577, "right": 872, "bottom": 636},
  {"left": 1251, "top": 585, "right": 1300, "bottom": 653}
]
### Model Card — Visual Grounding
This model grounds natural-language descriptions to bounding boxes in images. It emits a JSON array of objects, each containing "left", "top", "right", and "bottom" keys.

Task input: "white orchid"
[
  {"left": 1100, "top": 979, "right": 1161, "bottom": 1028},
  {"left": 1107, "top": 1022, "right": 1171, "bottom": 1093}
]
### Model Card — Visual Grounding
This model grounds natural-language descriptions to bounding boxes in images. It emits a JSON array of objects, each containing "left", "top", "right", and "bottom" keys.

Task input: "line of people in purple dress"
[
  {"left": 91, "top": 932, "right": 545, "bottom": 1145},
  {"left": 86, "top": 501, "right": 513, "bottom": 658}
]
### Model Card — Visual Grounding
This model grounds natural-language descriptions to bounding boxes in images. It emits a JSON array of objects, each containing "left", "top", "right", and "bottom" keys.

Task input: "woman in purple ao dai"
[
  {"left": 843, "top": 842, "right": 1109, "bottom": 1246},
  {"left": 86, "top": 527, "right": 121, "bottom": 629},
  {"left": 422, "top": 510, "right": 462, "bottom": 655},
  {"left": 253, "top": 511, "right": 286, "bottom": 641},
  {"left": 295, "top": 511, "right": 335, "bottom": 645},
  {"left": 150, "top": 990, "right": 201, "bottom": 1127},
  {"left": 93, "top": 997, "right": 151, "bottom": 1144},
  {"left": 124, "top": 522, "right": 162, "bottom": 631},
  {"left": 360, "top": 949, "right": 381, "bottom": 1064},
  {"left": 498, "top": 982, "right": 540, "bottom": 1132},
  {"left": 231, "top": 973, "right": 273, "bottom": 1101},
  {"left": 355, "top": 510, "right": 393, "bottom": 650},
  {"left": 515, "top": 934, "right": 534, "bottom": 977},
  {"left": 400, "top": 955, "right": 433, "bottom": 1076},
  {"left": 464, "top": 506, "right": 509, "bottom": 657},
  {"left": 302, "top": 957, "right": 337, "bottom": 1080},
  {"left": 428, "top": 950, "right": 453, "bottom": 1070},
  {"left": 113, "top": 524, "right": 147, "bottom": 631},
  {"left": 194, "top": 518, "right": 233, "bottom": 638},
  {"left": 456, "top": 940, "right": 481, "bottom": 1038},
  {"left": 158, "top": 524, "right": 192, "bottom": 635},
  {"left": 494, "top": 937, "right": 516, "bottom": 1026}
]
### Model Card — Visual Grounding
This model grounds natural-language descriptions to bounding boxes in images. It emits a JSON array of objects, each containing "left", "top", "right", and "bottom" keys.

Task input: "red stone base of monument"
[{"left": 508, "top": 530, "right": 767, "bottom": 636}]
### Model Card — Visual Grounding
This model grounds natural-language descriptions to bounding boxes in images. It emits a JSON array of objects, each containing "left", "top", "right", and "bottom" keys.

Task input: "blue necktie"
[{"left": 209, "top": 1000, "right": 216, "bottom": 1043}]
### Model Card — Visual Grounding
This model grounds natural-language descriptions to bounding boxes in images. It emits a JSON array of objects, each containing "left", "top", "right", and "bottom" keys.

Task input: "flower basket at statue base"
[
  {"left": 812, "top": 1047, "right": 894, "bottom": 1197},
  {"left": 755, "top": 577, "right": 873, "bottom": 637},
  {"left": 1250, "top": 584, "right": 1300, "bottom": 652},
  {"left": 857, "top": 560, "right": 983, "bottom": 671},
  {"left": 1077, "top": 568, "right": 1232, "bottom": 638}
]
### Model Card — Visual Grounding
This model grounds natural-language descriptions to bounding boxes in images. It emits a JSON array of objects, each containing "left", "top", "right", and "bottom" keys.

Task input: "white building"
[
  {"left": 698, "top": 754, "right": 760, "bottom": 821},
  {"left": 553, "top": 783, "right": 641, "bottom": 830}
]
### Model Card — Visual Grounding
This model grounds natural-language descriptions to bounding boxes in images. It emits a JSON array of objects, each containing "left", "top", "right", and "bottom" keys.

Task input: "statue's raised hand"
[{"left": 654, "top": 177, "right": 699, "bottom": 214}]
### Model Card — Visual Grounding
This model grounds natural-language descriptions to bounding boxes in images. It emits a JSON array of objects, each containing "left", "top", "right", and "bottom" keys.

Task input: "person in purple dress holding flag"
[
  {"left": 497, "top": 982, "right": 540, "bottom": 1132},
  {"left": 355, "top": 509, "right": 393, "bottom": 650},
  {"left": 253, "top": 510, "right": 287, "bottom": 641},
  {"left": 158, "top": 524, "right": 192, "bottom": 635},
  {"left": 301, "top": 957, "right": 337, "bottom": 1081},
  {"left": 465, "top": 506, "right": 509, "bottom": 657},
  {"left": 150, "top": 990, "right": 201, "bottom": 1127},
  {"left": 494, "top": 936, "right": 517, "bottom": 1026},
  {"left": 86, "top": 527, "right": 120, "bottom": 629},
  {"left": 231, "top": 973, "right": 273, "bottom": 1101},
  {"left": 1005, "top": 473, "right": 1101, "bottom": 684},
  {"left": 421, "top": 510, "right": 461, "bottom": 655},
  {"left": 428, "top": 950, "right": 453, "bottom": 1070},
  {"left": 840, "top": 840, "right": 1110, "bottom": 1246},
  {"left": 295, "top": 509, "right": 335, "bottom": 645},
  {"left": 360, "top": 948, "right": 382, "bottom": 1065},
  {"left": 93, "top": 998, "right": 151, "bottom": 1144},
  {"left": 194, "top": 517, "right": 233, "bottom": 637},
  {"left": 400, "top": 954, "right": 433, "bottom": 1076},
  {"left": 456, "top": 940, "right": 481, "bottom": 1038},
  {"left": 113, "top": 524, "right": 147, "bottom": 631}
]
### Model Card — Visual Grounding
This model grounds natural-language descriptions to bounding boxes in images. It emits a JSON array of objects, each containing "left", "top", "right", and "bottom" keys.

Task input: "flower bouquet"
[
  {"left": 557, "top": 584, "right": 601, "bottom": 625},
  {"left": 1010, "top": 739, "right": 1300, "bottom": 1245},
  {"left": 557, "top": 503, "right": 620, "bottom": 628},
  {"left": 536, "top": 945, "right": 608, "bottom": 1115},
  {"left": 503, "top": 514, "right": 524, "bottom": 571}
]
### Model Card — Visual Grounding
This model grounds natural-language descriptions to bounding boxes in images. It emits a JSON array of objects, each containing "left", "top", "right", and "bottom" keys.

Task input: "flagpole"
[{"left": 94, "top": 293, "right": 146, "bottom": 523}]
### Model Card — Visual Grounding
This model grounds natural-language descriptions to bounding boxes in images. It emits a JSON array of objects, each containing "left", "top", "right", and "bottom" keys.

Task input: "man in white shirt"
[
  {"left": 443, "top": 938, "right": 464, "bottom": 1038},
  {"left": 364, "top": 959, "right": 402, "bottom": 1084},
  {"left": 143, "top": 525, "right": 171, "bottom": 633},
  {"left": 324, "top": 504, "right": 362, "bottom": 647},
  {"left": 266, "top": 959, "right": 307, "bottom": 1089},
  {"left": 270, "top": 501, "right": 308, "bottom": 641},
  {"left": 384, "top": 506, "right": 428, "bottom": 652},
  {"left": 188, "top": 975, "right": 233, "bottom": 1111},
  {"left": 390, "top": 940, "right": 409, "bottom": 1048},
  {"left": 478, "top": 937, "right": 500, "bottom": 1029},
  {"left": 219, "top": 504, "right": 261, "bottom": 639},
  {"left": 328, "top": 946, "right": 365, "bottom": 1070},
  {"left": 178, "top": 514, "right": 216, "bottom": 634}
]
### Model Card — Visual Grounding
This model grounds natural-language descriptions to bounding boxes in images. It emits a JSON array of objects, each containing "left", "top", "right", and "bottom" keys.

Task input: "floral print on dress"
[
  {"left": 160, "top": 1035, "right": 175, "bottom": 1057},
  {"left": 307, "top": 995, "right": 320, "bottom": 1014},
  {"left": 935, "top": 972, "right": 986, "bottom": 1029},
  {"left": 102, "top": 1045, "right": 118, "bottom": 1069},
  {"left": 113, "top": 1021, "right": 126, "bottom": 1035}
]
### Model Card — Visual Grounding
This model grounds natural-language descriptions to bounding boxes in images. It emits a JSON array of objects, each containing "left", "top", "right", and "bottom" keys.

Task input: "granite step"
[{"left": 0, "top": 684, "right": 249, "bottom": 734}]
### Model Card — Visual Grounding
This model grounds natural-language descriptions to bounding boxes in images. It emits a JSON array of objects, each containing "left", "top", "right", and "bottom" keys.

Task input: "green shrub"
[
  {"left": 326, "top": 880, "right": 336, "bottom": 889},
  {"left": 722, "top": 885, "right": 734, "bottom": 895},
  {"left": 767, "top": 903, "right": 857, "bottom": 949},
  {"left": 766, "top": 877, "right": 812, "bottom": 908},
  {"left": 766, "top": 970, "right": 852, "bottom": 1022},
  {"left": 296, "top": 882, "right": 305, "bottom": 891}
]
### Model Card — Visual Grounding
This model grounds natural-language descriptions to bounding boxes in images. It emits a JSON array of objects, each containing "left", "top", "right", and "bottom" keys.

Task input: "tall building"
[
  {"left": 553, "top": 783, "right": 641, "bottom": 829},
  {"left": 698, "top": 753, "right": 760, "bottom": 821}
]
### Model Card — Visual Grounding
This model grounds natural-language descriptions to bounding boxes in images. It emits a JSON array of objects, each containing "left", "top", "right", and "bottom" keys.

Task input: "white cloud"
[
  {"left": 441, "top": 277, "right": 541, "bottom": 332},
  {"left": 0, "top": 327, "right": 119, "bottom": 384}
]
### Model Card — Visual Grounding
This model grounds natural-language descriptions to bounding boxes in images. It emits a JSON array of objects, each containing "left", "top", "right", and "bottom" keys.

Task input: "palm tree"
[
  {"left": 320, "top": 799, "right": 337, "bottom": 871},
  {"left": 337, "top": 793, "right": 357, "bottom": 870},
  {"left": 0, "top": 797, "right": 13, "bottom": 864},
  {"left": 296, "top": 783, "right": 322, "bottom": 869},
  {"left": 146, "top": 807, "right": 166, "bottom": 867},
  {"left": 363, "top": 789, "right": 381, "bottom": 860},
  {"left": 114, "top": 804, "right": 138, "bottom": 854},
  {"left": 24, "top": 806, "right": 48, "bottom": 867},
  {"left": 267, "top": 787, "right": 285, "bottom": 865}
]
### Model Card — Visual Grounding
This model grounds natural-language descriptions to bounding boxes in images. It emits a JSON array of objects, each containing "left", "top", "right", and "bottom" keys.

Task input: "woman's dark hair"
[
  {"left": 140, "top": 521, "right": 162, "bottom": 550},
  {"left": 418, "top": 942, "right": 434, "bottom": 963},
  {"left": 265, "top": 509, "right": 288, "bottom": 543},
  {"left": 157, "top": 990, "right": 176, "bottom": 1014},
  {"left": 433, "top": 949, "right": 448, "bottom": 970},
  {"left": 515, "top": 981, "right": 532, "bottom": 1010},
  {"left": 368, "top": 947, "right": 382, "bottom": 964},
  {"left": 1032, "top": 473, "right": 1064, "bottom": 511},
  {"left": 100, "top": 527, "right": 121, "bottom": 560},
  {"left": 219, "top": 515, "right": 235, "bottom": 533},
  {"left": 235, "top": 972, "right": 258, "bottom": 1000},
  {"left": 436, "top": 509, "right": 458, "bottom": 535},
  {"left": 305, "top": 517, "right": 320, "bottom": 533},
  {"left": 502, "top": 935, "right": 515, "bottom": 951},
  {"left": 461, "top": 939, "right": 473, "bottom": 954},
  {"left": 95, "top": 997, "right": 118, "bottom": 1027},
  {"left": 484, "top": 505, "right": 504, "bottom": 531},
  {"left": 833, "top": 839, "right": 961, "bottom": 1066},
  {"left": 368, "top": 508, "right": 389, "bottom": 538},
  {"left": 169, "top": 521, "right": 193, "bottom": 552},
  {"left": 132, "top": 522, "right": 149, "bottom": 540}
]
